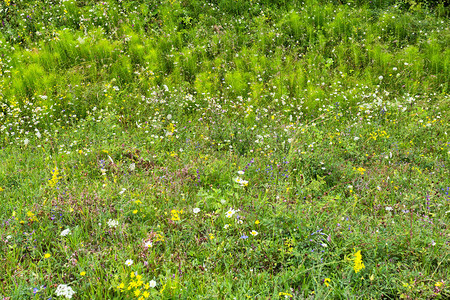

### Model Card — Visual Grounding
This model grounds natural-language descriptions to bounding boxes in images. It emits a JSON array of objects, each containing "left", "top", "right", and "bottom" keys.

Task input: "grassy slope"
[{"left": 0, "top": 0, "right": 449, "bottom": 299}]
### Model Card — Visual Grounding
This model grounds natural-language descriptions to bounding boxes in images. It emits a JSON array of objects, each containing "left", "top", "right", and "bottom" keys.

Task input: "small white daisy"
[{"left": 125, "top": 259, "right": 133, "bottom": 266}]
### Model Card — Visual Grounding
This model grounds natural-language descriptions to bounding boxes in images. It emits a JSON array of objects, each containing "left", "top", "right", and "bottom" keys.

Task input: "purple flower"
[{"left": 240, "top": 235, "right": 248, "bottom": 239}]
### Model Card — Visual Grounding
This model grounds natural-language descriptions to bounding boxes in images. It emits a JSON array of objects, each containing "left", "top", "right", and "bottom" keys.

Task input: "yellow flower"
[
  {"left": 80, "top": 271, "right": 86, "bottom": 276},
  {"left": 143, "top": 291, "right": 150, "bottom": 298},
  {"left": 255, "top": 220, "right": 260, "bottom": 225},
  {"left": 0, "top": 187, "right": 4, "bottom": 192},
  {"left": 171, "top": 209, "right": 182, "bottom": 221},
  {"left": 117, "top": 282, "right": 125, "bottom": 289},
  {"left": 134, "top": 289, "right": 141, "bottom": 296},
  {"left": 133, "top": 210, "right": 138, "bottom": 214},
  {"left": 209, "top": 233, "right": 215, "bottom": 240},
  {"left": 356, "top": 167, "right": 366, "bottom": 175},
  {"left": 435, "top": 281, "right": 444, "bottom": 288},
  {"left": 352, "top": 250, "right": 365, "bottom": 273},
  {"left": 44, "top": 253, "right": 51, "bottom": 259},
  {"left": 278, "top": 292, "right": 293, "bottom": 298},
  {"left": 324, "top": 278, "right": 331, "bottom": 287}
]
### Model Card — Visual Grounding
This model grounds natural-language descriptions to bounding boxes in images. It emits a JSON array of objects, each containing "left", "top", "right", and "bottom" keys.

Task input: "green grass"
[{"left": 0, "top": 0, "right": 449, "bottom": 299}]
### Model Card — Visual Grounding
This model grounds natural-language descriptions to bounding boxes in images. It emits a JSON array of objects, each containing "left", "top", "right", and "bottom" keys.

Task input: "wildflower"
[
  {"left": 145, "top": 241, "right": 153, "bottom": 248},
  {"left": 209, "top": 233, "right": 215, "bottom": 240},
  {"left": 385, "top": 206, "right": 393, "bottom": 211},
  {"left": 48, "top": 167, "right": 62, "bottom": 188},
  {"left": 250, "top": 230, "right": 258, "bottom": 236},
  {"left": 224, "top": 224, "right": 230, "bottom": 229},
  {"left": 24, "top": 138, "right": 29, "bottom": 145},
  {"left": 255, "top": 220, "right": 260, "bottom": 225},
  {"left": 44, "top": 253, "right": 51, "bottom": 259},
  {"left": 80, "top": 272, "right": 86, "bottom": 276},
  {"left": 149, "top": 280, "right": 157, "bottom": 288},
  {"left": 234, "top": 177, "right": 249, "bottom": 187},
  {"left": 240, "top": 235, "right": 248, "bottom": 239},
  {"left": 279, "top": 292, "right": 293, "bottom": 298},
  {"left": 60, "top": 228, "right": 71, "bottom": 237},
  {"left": 117, "top": 282, "right": 125, "bottom": 290},
  {"left": 143, "top": 291, "right": 150, "bottom": 298},
  {"left": 238, "top": 170, "right": 245, "bottom": 175},
  {"left": 55, "top": 284, "right": 75, "bottom": 299},
  {"left": 119, "top": 188, "right": 126, "bottom": 195},
  {"left": 378, "top": 75, "right": 383, "bottom": 81},
  {"left": 352, "top": 250, "right": 365, "bottom": 273},
  {"left": 107, "top": 219, "right": 119, "bottom": 228},
  {"left": 0, "top": 187, "right": 4, "bottom": 192},
  {"left": 133, "top": 210, "right": 138, "bottom": 214},
  {"left": 225, "top": 208, "right": 236, "bottom": 218},
  {"left": 193, "top": 208, "right": 200, "bottom": 214},
  {"left": 125, "top": 259, "right": 133, "bottom": 266},
  {"left": 431, "top": 240, "right": 436, "bottom": 246},
  {"left": 134, "top": 289, "right": 141, "bottom": 296},
  {"left": 171, "top": 209, "right": 182, "bottom": 221},
  {"left": 129, "top": 163, "right": 136, "bottom": 171},
  {"left": 324, "top": 278, "right": 331, "bottom": 287},
  {"left": 356, "top": 167, "right": 366, "bottom": 175},
  {"left": 435, "top": 281, "right": 444, "bottom": 288}
]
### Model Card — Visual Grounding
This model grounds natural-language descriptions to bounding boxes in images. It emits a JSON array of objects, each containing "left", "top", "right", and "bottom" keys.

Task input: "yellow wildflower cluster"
[
  {"left": 27, "top": 211, "right": 38, "bottom": 222},
  {"left": 154, "top": 233, "right": 165, "bottom": 242},
  {"left": 352, "top": 250, "right": 365, "bottom": 273},
  {"left": 4, "top": 0, "right": 11, "bottom": 6},
  {"left": 117, "top": 273, "right": 151, "bottom": 299},
  {"left": 279, "top": 292, "right": 293, "bottom": 298},
  {"left": 354, "top": 167, "right": 366, "bottom": 175},
  {"left": 48, "top": 167, "right": 62, "bottom": 188},
  {"left": 171, "top": 209, "right": 183, "bottom": 221}
]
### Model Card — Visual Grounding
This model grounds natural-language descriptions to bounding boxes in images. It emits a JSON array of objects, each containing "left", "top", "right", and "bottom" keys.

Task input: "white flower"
[
  {"left": 119, "top": 188, "right": 126, "bottom": 195},
  {"left": 393, "top": 67, "right": 397, "bottom": 71},
  {"left": 55, "top": 284, "right": 76, "bottom": 299},
  {"left": 354, "top": 137, "right": 360, "bottom": 141},
  {"left": 225, "top": 208, "right": 236, "bottom": 218},
  {"left": 378, "top": 75, "right": 383, "bottom": 81},
  {"left": 107, "top": 219, "right": 119, "bottom": 228},
  {"left": 24, "top": 138, "right": 29, "bottom": 145},
  {"left": 250, "top": 230, "right": 258, "bottom": 236},
  {"left": 431, "top": 240, "right": 436, "bottom": 246},
  {"left": 385, "top": 206, "right": 393, "bottom": 211},
  {"left": 237, "top": 170, "right": 245, "bottom": 175},
  {"left": 149, "top": 280, "right": 157, "bottom": 288},
  {"left": 220, "top": 199, "right": 226, "bottom": 205},
  {"left": 224, "top": 224, "right": 230, "bottom": 229},
  {"left": 129, "top": 163, "right": 136, "bottom": 171},
  {"left": 144, "top": 241, "right": 153, "bottom": 248},
  {"left": 234, "top": 177, "right": 248, "bottom": 187},
  {"left": 193, "top": 208, "right": 200, "bottom": 214},
  {"left": 125, "top": 259, "right": 133, "bottom": 266},
  {"left": 167, "top": 114, "right": 172, "bottom": 120},
  {"left": 321, "top": 243, "right": 328, "bottom": 247},
  {"left": 60, "top": 228, "right": 71, "bottom": 237}
]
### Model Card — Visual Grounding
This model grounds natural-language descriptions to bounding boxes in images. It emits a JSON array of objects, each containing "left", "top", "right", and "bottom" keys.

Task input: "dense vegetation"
[{"left": 0, "top": 0, "right": 449, "bottom": 299}]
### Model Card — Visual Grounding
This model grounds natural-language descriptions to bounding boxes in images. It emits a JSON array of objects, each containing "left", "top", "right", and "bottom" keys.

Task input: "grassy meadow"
[{"left": 0, "top": 0, "right": 449, "bottom": 298}]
